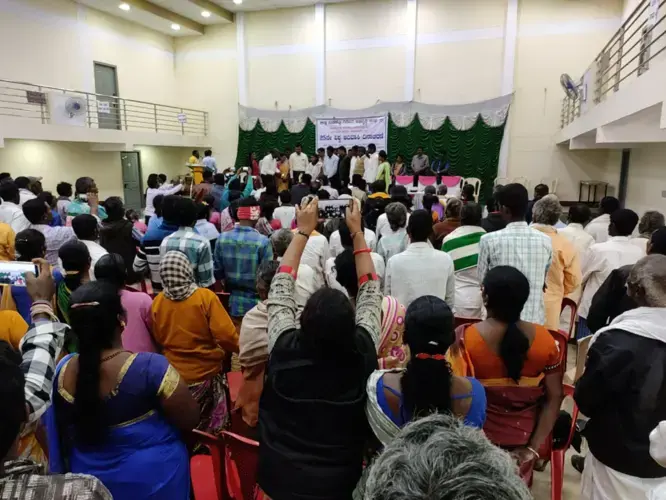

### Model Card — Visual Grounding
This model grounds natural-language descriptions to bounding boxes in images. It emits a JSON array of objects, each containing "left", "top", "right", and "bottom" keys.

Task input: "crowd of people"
[{"left": 0, "top": 157, "right": 665, "bottom": 500}]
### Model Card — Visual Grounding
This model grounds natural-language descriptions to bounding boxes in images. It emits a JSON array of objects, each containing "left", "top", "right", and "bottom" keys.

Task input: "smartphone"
[
  {"left": 0, "top": 262, "right": 39, "bottom": 287},
  {"left": 319, "top": 200, "right": 349, "bottom": 219}
]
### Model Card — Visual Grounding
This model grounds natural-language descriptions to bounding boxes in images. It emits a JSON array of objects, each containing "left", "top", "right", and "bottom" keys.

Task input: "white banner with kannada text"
[{"left": 316, "top": 116, "right": 388, "bottom": 151}]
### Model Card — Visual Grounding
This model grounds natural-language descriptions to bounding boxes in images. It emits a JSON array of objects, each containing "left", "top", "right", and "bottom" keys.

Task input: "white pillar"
[
  {"left": 498, "top": 0, "right": 518, "bottom": 178},
  {"left": 404, "top": 0, "right": 418, "bottom": 101},
  {"left": 77, "top": 4, "right": 94, "bottom": 93},
  {"left": 236, "top": 12, "right": 248, "bottom": 107},
  {"left": 315, "top": 3, "right": 326, "bottom": 106}
]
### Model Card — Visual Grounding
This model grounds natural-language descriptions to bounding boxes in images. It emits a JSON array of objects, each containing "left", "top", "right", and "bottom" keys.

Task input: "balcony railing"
[
  {"left": 561, "top": 0, "right": 666, "bottom": 128},
  {"left": 0, "top": 78, "right": 208, "bottom": 136}
]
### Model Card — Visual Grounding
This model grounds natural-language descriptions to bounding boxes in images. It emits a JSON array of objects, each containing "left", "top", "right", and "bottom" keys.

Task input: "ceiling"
[{"left": 76, "top": 0, "right": 352, "bottom": 37}]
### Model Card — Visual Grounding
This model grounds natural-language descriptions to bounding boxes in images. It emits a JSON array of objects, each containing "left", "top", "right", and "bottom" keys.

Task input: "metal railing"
[
  {"left": 0, "top": 78, "right": 208, "bottom": 136},
  {"left": 561, "top": 0, "right": 666, "bottom": 128}
]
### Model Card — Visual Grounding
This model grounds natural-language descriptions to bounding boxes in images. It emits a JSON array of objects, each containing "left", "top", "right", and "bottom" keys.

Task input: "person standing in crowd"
[
  {"left": 46, "top": 280, "right": 198, "bottom": 499},
  {"left": 363, "top": 180, "right": 391, "bottom": 231},
  {"left": 215, "top": 197, "right": 274, "bottom": 327},
  {"left": 559, "top": 203, "right": 595, "bottom": 258},
  {"left": 72, "top": 214, "right": 108, "bottom": 281},
  {"left": 441, "top": 203, "right": 486, "bottom": 319},
  {"left": 218, "top": 169, "right": 254, "bottom": 212},
  {"left": 385, "top": 210, "right": 455, "bottom": 309},
  {"left": 147, "top": 194, "right": 164, "bottom": 231},
  {"left": 99, "top": 197, "right": 140, "bottom": 284},
  {"left": 306, "top": 153, "right": 322, "bottom": 180},
  {"left": 587, "top": 227, "right": 666, "bottom": 333},
  {"left": 320, "top": 175, "right": 339, "bottom": 200},
  {"left": 375, "top": 185, "right": 412, "bottom": 238},
  {"left": 23, "top": 196, "right": 98, "bottom": 267},
  {"left": 249, "top": 151, "right": 260, "bottom": 177},
  {"left": 160, "top": 196, "right": 215, "bottom": 288},
  {"left": 133, "top": 195, "right": 180, "bottom": 292},
  {"left": 260, "top": 149, "right": 279, "bottom": 187},
  {"left": 94, "top": 254, "right": 156, "bottom": 353},
  {"left": 327, "top": 221, "right": 385, "bottom": 291},
  {"left": 15, "top": 177, "right": 37, "bottom": 206},
  {"left": 40, "top": 192, "right": 62, "bottom": 227},
  {"left": 323, "top": 146, "right": 340, "bottom": 189},
  {"left": 422, "top": 193, "right": 440, "bottom": 223},
  {"left": 461, "top": 184, "right": 476, "bottom": 204},
  {"left": 337, "top": 146, "right": 350, "bottom": 188},
  {"left": 256, "top": 199, "right": 282, "bottom": 237},
  {"left": 276, "top": 153, "right": 290, "bottom": 193},
  {"left": 152, "top": 250, "right": 238, "bottom": 436},
  {"left": 56, "top": 181, "right": 73, "bottom": 222},
  {"left": 577, "top": 208, "right": 644, "bottom": 339},
  {"left": 274, "top": 190, "right": 296, "bottom": 229},
  {"left": 376, "top": 150, "right": 391, "bottom": 188},
  {"left": 0, "top": 217, "right": 14, "bottom": 261},
  {"left": 351, "top": 175, "right": 367, "bottom": 208},
  {"left": 195, "top": 200, "right": 221, "bottom": 250},
  {"left": 270, "top": 229, "right": 320, "bottom": 309},
  {"left": 56, "top": 240, "right": 91, "bottom": 331},
  {"left": 393, "top": 153, "right": 406, "bottom": 177},
  {"left": 354, "top": 146, "right": 366, "bottom": 178},
  {"left": 192, "top": 169, "right": 214, "bottom": 203},
  {"left": 586, "top": 196, "right": 620, "bottom": 243},
  {"left": 426, "top": 185, "right": 445, "bottom": 221},
  {"left": 348, "top": 146, "right": 359, "bottom": 184},
  {"left": 317, "top": 146, "right": 326, "bottom": 166},
  {"left": 290, "top": 173, "right": 312, "bottom": 207},
  {"left": 410, "top": 146, "right": 430, "bottom": 176},
  {"left": 0, "top": 181, "right": 31, "bottom": 233},
  {"left": 526, "top": 183, "right": 549, "bottom": 224},
  {"left": 432, "top": 197, "right": 462, "bottom": 246},
  {"left": 289, "top": 143, "right": 308, "bottom": 184},
  {"left": 144, "top": 173, "right": 182, "bottom": 225},
  {"left": 481, "top": 188, "right": 507, "bottom": 233},
  {"left": 576, "top": 255, "right": 666, "bottom": 500},
  {"left": 66, "top": 177, "right": 108, "bottom": 223},
  {"left": 364, "top": 143, "right": 380, "bottom": 185},
  {"left": 201, "top": 149, "right": 217, "bottom": 173},
  {"left": 376, "top": 203, "right": 409, "bottom": 264},
  {"left": 631, "top": 210, "right": 665, "bottom": 253},
  {"left": 477, "top": 183, "right": 552, "bottom": 324},
  {"left": 329, "top": 217, "right": 376, "bottom": 257},
  {"left": 531, "top": 195, "right": 581, "bottom": 330},
  {"left": 211, "top": 173, "right": 227, "bottom": 212},
  {"left": 257, "top": 197, "right": 381, "bottom": 500}
]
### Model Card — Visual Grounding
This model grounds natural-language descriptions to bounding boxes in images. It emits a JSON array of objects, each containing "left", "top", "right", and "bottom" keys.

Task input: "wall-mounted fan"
[
  {"left": 560, "top": 73, "right": 579, "bottom": 100},
  {"left": 65, "top": 97, "right": 87, "bottom": 118},
  {"left": 47, "top": 92, "right": 88, "bottom": 127}
]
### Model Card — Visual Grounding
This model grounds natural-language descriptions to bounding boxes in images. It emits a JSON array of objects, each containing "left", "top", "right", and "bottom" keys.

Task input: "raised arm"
[
  {"left": 159, "top": 183, "right": 184, "bottom": 196},
  {"left": 242, "top": 169, "right": 254, "bottom": 198}
]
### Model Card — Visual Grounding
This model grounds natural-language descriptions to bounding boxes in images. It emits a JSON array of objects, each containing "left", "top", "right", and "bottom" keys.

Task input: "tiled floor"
[{"left": 532, "top": 450, "right": 583, "bottom": 499}]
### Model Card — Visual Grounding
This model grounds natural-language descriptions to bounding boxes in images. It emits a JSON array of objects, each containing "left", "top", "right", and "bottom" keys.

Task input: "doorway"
[
  {"left": 121, "top": 152, "right": 143, "bottom": 211},
  {"left": 94, "top": 62, "right": 121, "bottom": 130}
]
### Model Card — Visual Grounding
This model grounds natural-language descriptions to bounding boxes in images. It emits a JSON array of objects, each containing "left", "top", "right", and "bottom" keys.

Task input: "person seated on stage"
[
  {"left": 432, "top": 197, "right": 462, "bottom": 246},
  {"left": 461, "top": 183, "right": 476, "bottom": 204},
  {"left": 393, "top": 154, "right": 406, "bottom": 177},
  {"left": 410, "top": 147, "right": 430, "bottom": 176}
]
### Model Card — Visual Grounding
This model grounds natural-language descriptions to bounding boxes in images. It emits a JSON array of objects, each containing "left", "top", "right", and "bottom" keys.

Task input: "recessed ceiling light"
[
  {"left": 171, "top": 23, "right": 181, "bottom": 30},
  {"left": 201, "top": 10, "right": 211, "bottom": 18},
  {"left": 233, "top": 0, "right": 243, "bottom": 5},
  {"left": 119, "top": 2, "right": 130, "bottom": 11}
]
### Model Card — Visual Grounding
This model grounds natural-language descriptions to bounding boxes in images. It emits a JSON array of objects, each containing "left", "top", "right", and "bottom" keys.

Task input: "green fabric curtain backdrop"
[{"left": 235, "top": 114, "right": 506, "bottom": 202}]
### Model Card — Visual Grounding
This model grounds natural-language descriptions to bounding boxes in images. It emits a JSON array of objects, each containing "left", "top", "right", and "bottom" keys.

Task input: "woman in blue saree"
[{"left": 45, "top": 280, "right": 200, "bottom": 499}]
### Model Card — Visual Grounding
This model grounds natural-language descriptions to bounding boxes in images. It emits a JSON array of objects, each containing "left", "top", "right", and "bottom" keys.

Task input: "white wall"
[{"left": 625, "top": 144, "right": 666, "bottom": 215}]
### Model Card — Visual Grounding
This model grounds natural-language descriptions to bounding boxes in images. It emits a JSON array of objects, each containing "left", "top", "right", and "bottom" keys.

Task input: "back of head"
[
  {"left": 152, "top": 194, "right": 165, "bottom": 218},
  {"left": 40, "top": 191, "right": 55, "bottom": 209},
  {"left": 649, "top": 227, "right": 666, "bottom": 255},
  {"left": 610, "top": 208, "right": 639, "bottom": 237},
  {"left": 161, "top": 195, "right": 186, "bottom": 226},
  {"left": 445, "top": 197, "right": 462, "bottom": 219},
  {"left": 300, "top": 173, "right": 312, "bottom": 186},
  {"left": 75, "top": 176, "right": 94, "bottom": 195},
  {"left": 72, "top": 214, "right": 98, "bottom": 241},
  {"left": 628, "top": 254, "right": 666, "bottom": 308},
  {"left": 532, "top": 194, "right": 562, "bottom": 226},
  {"left": 158, "top": 174, "right": 167, "bottom": 184},
  {"left": 0, "top": 181, "right": 19, "bottom": 203},
  {"left": 94, "top": 253, "right": 127, "bottom": 289},
  {"left": 390, "top": 185, "right": 411, "bottom": 209},
  {"left": 0, "top": 173, "right": 11, "bottom": 183},
  {"left": 300, "top": 288, "right": 355, "bottom": 356},
  {"left": 334, "top": 249, "right": 358, "bottom": 297},
  {"left": 147, "top": 174, "right": 160, "bottom": 189},
  {"left": 482, "top": 266, "right": 530, "bottom": 382},
  {"left": 371, "top": 180, "right": 386, "bottom": 194},
  {"left": 279, "top": 190, "right": 292, "bottom": 205},
  {"left": 0, "top": 340, "right": 26, "bottom": 459},
  {"left": 424, "top": 185, "right": 436, "bottom": 196},
  {"left": 317, "top": 189, "right": 330, "bottom": 200},
  {"left": 497, "top": 183, "right": 528, "bottom": 219},
  {"left": 21, "top": 198, "right": 47, "bottom": 225},
  {"left": 364, "top": 414, "right": 532, "bottom": 500},
  {"left": 351, "top": 174, "right": 363, "bottom": 188},
  {"left": 407, "top": 210, "right": 433, "bottom": 242},
  {"left": 70, "top": 281, "right": 124, "bottom": 444},
  {"left": 600, "top": 196, "right": 620, "bottom": 215},
  {"left": 639, "top": 210, "right": 665, "bottom": 236},
  {"left": 14, "top": 176, "right": 30, "bottom": 190},
  {"left": 534, "top": 183, "right": 549, "bottom": 199},
  {"left": 402, "top": 296, "right": 455, "bottom": 417},
  {"left": 196, "top": 201, "right": 212, "bottom": 221},
  {"left": 261, "top": 199, "right": 279, "bottom": 219},
  {"left": 385, "top": 202, "right": 408, "bottom": 232},
  {"left": 202, "top": 170, "right": 213, "bottom": 182},
  {"left": 270, "top": 228, "right": 293, "bottom": 258},
  {"left": 59, "top": 240, "right": 91, "bottom": 291},
  {"left": 462, "top": 184, "right": 475, "bottom": 201},
  {"left": 204, "top": 149, "right": 212, "bottom": 157},
  {"left": 15, "top": 229, "right": 45, "bottom": 261},
  {"left": 460, "top": 202, "right": 482, "bottom": 226},
  {"left": 338, "top": 219, "right": 362, "bottom": 248},
  {"left": 568, "top": 203, "right": 591, "bottom": 225},
  {"left": 422, "top": 194, "right": 438, "bottom": 212},
  {"left": 237, "top": 196, "right": 260, "bottom": 226},
  {"left": 437, "top": 184, "right": 448, "bottom": 196},
  {"left": 103, "top": 196, "right": 125, "bottom": 222},
  {"left": 57, "top": 181, "right": 73, "bottom": 197}
]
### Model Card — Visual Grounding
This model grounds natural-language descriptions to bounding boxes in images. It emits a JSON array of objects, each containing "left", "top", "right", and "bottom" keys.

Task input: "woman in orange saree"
[{"left": 447, "top": 266, "right": 563, "bottom": 484}]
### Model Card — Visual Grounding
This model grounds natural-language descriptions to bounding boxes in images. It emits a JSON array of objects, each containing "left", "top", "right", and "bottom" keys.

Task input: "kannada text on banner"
[{"left": 316, "top": 116, "right": 388, "bottom": 151}]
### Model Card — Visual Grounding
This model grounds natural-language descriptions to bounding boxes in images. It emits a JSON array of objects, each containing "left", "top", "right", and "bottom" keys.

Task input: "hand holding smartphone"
[{"left": 0, "top": 261, "right": 39, "bottom": 287}]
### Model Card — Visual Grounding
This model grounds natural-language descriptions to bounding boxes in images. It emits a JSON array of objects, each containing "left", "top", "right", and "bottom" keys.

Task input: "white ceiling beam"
[
  {"left": 123, "top": 0, "right": 205, "bottom": 34},
  {"left": 185, "top": 0, "right": 234, "bottom": 23}
]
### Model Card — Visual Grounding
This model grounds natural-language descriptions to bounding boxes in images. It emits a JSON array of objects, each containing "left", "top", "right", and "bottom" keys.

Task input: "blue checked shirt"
[
  {"left": 214, "top": 225, "right": 273, "bottom": 317},
  {"left": 478, "top": 221, "right": 552, "bottom": 325},
  {"left": 160, "top": 228, "right": 215, "bottom": 288}
]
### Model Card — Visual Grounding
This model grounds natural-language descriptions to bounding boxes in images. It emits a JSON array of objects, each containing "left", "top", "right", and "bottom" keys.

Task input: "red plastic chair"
[
  {"left": 550, "top": 384, "right": 579, "bottom": 500},
  {"left": 190, "top": 430, "right": 228, "bottom": 500},
  {"left": 560, "top": 298, "right": 578, "bottom": 341},
  {"left": 222, "top": 431, "right": 263, "bottom": 500}
]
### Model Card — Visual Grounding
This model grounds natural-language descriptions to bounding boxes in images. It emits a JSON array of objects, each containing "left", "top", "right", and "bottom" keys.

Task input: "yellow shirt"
[
  {"left": 189, "top": 155, "right": 199, "bottom": 165},
  {"left": 532, "top": 224, "right": 582, "bottom": 330},
  {"left": 0, "top": 222, "right": 15, "bottom": 261},
  {"left": 152, "top": 288, "right": 239, "bottom": 383},
  {"left": 0, "top": 310, "right": 28, "bottom": 349}
]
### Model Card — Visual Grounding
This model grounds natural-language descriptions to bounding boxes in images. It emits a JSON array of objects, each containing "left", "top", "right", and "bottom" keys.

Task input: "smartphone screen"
[
  {"left": 0, "top": 262, "right": 38, "bottom": 287},
  {"left": 319, "top": 200, "right": 349, "bottom": 219}
]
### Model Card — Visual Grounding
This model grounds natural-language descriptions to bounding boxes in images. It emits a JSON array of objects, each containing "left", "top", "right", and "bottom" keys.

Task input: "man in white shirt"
[
  {"left": 578, "top": 209, "right": 645, "bottom": 338},
  {"left": 201, "top": 149, "right": 217, "bottom": 174},
  {"left": 274, "top": 191, "right": 296, "bottom": 228},
  {"left": 320, "top": 176, "right": 339, "bottom": 200},
  {"left": 585, "top": 196, "right": 620, "bottom": 243},
  {"left": 305, "top": 154, "right": 322, "bottom": 180},
  {"left": 559, "top": 204, "right": 595, "bottom": 302},
  {"left": 15, "top": 177, "right": 37, "bottom": 206},
  {"left": 363, "top": 143, "right": 379, "bottom": 185},
  {"left": 298, "top": 228, "right": 329, "bottom": 285},
  {"left": 385, "top": 209, "right": 455, "bottom": 309},
  {"left": 289, "top": 143, "right": 309, "bottom": 184},
  {"left": 259, "top": 149, "right": 279, "bottom": 187},
  {"left": 329, "top": 227, "right": 376, "bottom": 257},
  {"left": 0, "top": 181, "right": 31, "bottom": 233},
  {"left": 72, "top": 214, "right": 108, "bottom": 280},
  {"left": 323, "top": 146, "right": 339, "bottom": 186},
  {"left": 349, "top": 146, "right": 359, "bottom": 185}
]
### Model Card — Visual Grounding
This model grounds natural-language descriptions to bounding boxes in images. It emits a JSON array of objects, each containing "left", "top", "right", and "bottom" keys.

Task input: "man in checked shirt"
[{"left": 0, "top": 259, "right": 111, "bottom": 499}]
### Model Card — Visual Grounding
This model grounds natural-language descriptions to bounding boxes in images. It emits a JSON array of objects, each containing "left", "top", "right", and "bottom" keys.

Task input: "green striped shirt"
[{"left": 441, "top": 226, "right": 486, "bottom": 272}]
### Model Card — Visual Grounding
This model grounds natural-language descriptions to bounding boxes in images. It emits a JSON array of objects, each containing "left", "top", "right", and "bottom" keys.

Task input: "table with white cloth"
[{"left": 394, "top": 175, "right": 462, "bottom": 209}]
